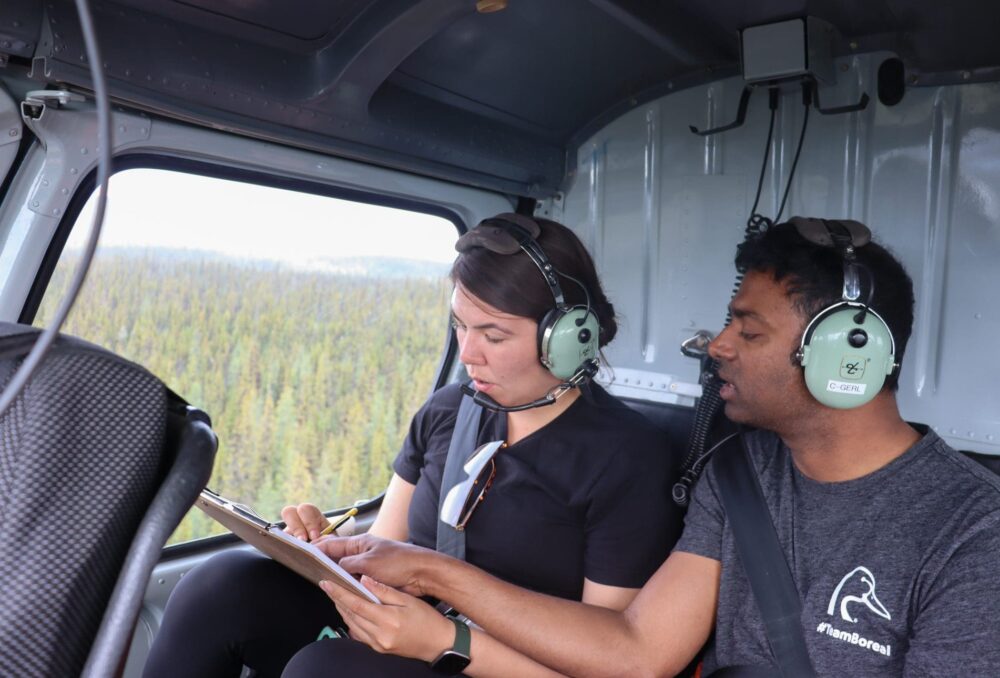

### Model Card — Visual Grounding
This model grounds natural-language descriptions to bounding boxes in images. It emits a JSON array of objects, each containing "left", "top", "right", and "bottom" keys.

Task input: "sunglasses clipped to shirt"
[{"left": 440, "top": 440, "right": 505, "bottom": 531}]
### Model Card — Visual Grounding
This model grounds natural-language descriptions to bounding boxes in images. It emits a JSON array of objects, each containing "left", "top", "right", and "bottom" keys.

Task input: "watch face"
[{"left": 431, "top": 650, "right": 471, "bottom": 675}]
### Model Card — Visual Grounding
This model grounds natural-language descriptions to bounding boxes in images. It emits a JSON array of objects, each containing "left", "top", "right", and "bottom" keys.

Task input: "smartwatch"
[{"left": 429, "top": 615, "right": 471, "bottom": 675}]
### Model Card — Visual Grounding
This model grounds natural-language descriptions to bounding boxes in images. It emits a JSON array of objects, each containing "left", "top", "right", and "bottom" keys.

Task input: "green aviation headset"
[
  {"left": 789, "top": 217, "right": 898, "bottom": 409},
  {"left": 455, "top": 213, "right": 601, "bottom": 382}
]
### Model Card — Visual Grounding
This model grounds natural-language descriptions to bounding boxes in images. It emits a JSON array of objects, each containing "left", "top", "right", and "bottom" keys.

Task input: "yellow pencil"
[{"left": 317, "top": 507, "right": 358, "bottom": 538}]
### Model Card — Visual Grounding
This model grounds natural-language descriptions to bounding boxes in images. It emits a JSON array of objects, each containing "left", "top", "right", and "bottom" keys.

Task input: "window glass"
[{"left": 35, "top": 168, "right": 456, "bottom": 544}]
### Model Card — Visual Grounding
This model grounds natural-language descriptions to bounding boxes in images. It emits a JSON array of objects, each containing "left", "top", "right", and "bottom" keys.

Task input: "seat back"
[{"left": 0, "top": 323, "right": 216, "bottom": 677}]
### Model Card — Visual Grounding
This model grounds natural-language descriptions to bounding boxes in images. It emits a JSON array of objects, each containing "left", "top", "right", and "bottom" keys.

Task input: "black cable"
[
  {"left": 774, "top": 94, "right": 811, "bottom": 224},
  {"left": 748, "top": 88, "right": 779, "bottom": 226},
  {"left": 675, "top": 85, "right": 813, "bottom": 508}
]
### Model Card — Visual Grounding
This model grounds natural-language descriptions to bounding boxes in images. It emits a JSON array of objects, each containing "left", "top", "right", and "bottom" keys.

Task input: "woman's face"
[{"left": 451, "top": 283, "right": 561, "bottom": 407}]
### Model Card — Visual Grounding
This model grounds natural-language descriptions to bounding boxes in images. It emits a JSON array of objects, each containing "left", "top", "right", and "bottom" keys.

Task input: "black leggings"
[{"left": 142, "top": 550, "right": 458, "bottom": 677}]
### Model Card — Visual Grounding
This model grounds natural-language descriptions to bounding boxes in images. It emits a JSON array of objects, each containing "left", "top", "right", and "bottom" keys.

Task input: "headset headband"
[
  {"left": 789, "top": 216, "right": 875, "bottom": 315},
  {"left": 455, "top": 213, "right": 568, "bottom": 308}
]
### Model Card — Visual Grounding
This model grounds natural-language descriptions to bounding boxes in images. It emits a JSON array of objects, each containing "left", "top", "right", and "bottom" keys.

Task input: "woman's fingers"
[
  {"left": 323, "top": 580, "right": 395, "bottom": 653},
  {"left": 295, "top": 503, "right": 330, "bottom": 541},
  {"left": 280, "top": 503, "right": 329, "bottom": 541},
  {"left": 322, "top": 578, "right": 455, "bottom": 661},
  {"left": 279, "top": 505, "right": 308, "bottom": 540}
]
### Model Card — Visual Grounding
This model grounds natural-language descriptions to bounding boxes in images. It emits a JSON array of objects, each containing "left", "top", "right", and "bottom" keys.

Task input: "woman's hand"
[
  {"left": 280, "top": 502, "right": 329, "bottom": 542},
  {"left": 321, "top": 576, "right": 456, "bottom": 663},
  {"left": 314, "top": 534, "right": 447, "bottom": 597}
]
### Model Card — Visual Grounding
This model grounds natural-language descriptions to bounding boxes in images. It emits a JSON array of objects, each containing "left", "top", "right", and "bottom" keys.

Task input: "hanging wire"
[
  {"left": 0, "top": 0, "right": 111, "bottom": 417},
  {"left": 674, "top": 84, "right": 813, "bottom": 507},
  {"left": 775, "top": 87, "right": 812, "bottom": 223}
]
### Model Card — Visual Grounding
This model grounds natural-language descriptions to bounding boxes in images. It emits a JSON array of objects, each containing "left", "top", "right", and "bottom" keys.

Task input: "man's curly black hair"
[{"left": 734, "top": 220, "right": 915, "bottom": 390}]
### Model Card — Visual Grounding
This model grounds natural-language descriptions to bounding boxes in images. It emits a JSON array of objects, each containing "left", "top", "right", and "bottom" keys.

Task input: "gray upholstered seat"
[{"left": 0, "top": 323, "right": 216, "bottom": 677}]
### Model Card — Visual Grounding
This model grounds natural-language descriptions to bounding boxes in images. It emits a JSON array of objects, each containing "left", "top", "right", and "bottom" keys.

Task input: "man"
[{"left": 319, "top": 219, "right": 1000, "bottom": 676}]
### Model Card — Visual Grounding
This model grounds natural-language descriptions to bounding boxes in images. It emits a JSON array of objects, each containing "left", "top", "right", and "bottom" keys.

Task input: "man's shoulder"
[{"left": 920, "top": 433, "right": 1000, "bottom": 508}]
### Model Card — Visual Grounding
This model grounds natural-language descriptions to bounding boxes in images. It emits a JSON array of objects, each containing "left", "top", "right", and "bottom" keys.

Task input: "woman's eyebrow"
[{"left": 450, "top": 311, "right": 515, "bottom": 334}]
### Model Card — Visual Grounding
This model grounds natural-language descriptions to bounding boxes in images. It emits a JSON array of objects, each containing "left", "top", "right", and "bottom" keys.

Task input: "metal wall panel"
[{"left": 546, "top": 53, "right": 1000, "bottom": 455}]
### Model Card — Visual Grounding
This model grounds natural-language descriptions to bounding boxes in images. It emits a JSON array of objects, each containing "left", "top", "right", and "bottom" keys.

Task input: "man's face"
[{"left": 708, "top": 270, "right": 816, "bottom": 430}]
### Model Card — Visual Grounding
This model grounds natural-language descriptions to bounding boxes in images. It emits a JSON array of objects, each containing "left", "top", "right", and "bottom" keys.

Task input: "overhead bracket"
[
  {"left": 689, "top": 86, "right": 752, "bottom": 136},
  {"left": 812, "top": 86, "right": 869, "bottom": 115}
]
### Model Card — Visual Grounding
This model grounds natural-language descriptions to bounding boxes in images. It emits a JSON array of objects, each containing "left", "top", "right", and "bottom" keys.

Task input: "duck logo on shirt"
[
  {"left": 827, "top": 566, "right": 891, "bottom": 623},
  {"left": 814, "top": 566, "right": 894, "bottom": 657}
]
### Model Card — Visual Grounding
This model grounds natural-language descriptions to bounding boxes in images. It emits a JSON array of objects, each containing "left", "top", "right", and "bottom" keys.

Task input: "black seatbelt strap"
[
  {"left": 435, "top": 392, "right": 482, "bottom": 561},
  {"left": 713, "top": 432, "right": 816, "bottom": 678}
]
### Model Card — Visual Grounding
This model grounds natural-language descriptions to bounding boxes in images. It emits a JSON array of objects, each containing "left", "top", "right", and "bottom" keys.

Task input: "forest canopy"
[{"left": 37, "top": 250, "right": 451, "bottom": 544}]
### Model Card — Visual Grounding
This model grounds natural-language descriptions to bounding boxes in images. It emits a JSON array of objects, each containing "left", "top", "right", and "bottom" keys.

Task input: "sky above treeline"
[{"left": 69, "top": 169, "right": 459, "bottom": 271}]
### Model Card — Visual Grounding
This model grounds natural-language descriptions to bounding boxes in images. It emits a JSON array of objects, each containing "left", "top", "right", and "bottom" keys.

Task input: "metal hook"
[{"left": 689, "top": 86, "right": 753, "bottom": 136}]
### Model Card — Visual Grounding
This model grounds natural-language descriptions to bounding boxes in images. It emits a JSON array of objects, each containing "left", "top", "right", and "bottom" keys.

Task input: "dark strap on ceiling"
[{"left": 712, "top": 433, "right": 816, "bottom": 678}]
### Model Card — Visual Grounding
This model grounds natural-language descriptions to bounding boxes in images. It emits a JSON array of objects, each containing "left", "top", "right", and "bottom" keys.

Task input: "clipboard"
[{"left": 195, "top": 489, "right": 380, "bottom": 604}]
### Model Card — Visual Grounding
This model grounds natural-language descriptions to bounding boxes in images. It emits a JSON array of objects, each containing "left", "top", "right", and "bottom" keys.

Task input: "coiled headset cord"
[{"left": 673, "top": 86, "right": 811, "bottom": 507}]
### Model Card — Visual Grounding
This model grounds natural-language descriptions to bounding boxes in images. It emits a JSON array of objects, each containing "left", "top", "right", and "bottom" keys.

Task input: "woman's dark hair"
[
  {"left": 450, "top": 217, "right": 618, "bottom": 347},
  {"left": 735, "top": 220, "right": 914, "bottom": 390}
]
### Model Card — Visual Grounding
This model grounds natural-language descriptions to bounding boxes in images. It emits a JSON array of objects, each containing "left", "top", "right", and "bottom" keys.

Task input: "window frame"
[{"left": 25, "top": 152, "right": 469, "bottom": 550}]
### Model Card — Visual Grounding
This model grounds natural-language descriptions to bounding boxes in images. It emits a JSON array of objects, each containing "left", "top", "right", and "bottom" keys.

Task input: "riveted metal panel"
[{"left": 552, "top": 53, "right": 1000, "bottom": 455}]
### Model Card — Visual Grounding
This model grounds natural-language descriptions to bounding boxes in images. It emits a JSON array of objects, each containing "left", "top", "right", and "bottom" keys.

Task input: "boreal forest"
[{"left": 37, "top": 250, "right": 451, "bottom": 543}]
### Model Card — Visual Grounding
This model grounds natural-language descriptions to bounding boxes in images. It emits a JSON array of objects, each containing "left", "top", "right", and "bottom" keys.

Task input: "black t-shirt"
[{"left": 393, "top": 382, "right": 681, "bottom": 601}]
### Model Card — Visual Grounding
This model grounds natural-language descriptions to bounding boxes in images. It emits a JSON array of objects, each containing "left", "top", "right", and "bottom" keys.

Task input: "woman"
[{"left": 143, "top": 214, "right": 681, "bottom": 678}]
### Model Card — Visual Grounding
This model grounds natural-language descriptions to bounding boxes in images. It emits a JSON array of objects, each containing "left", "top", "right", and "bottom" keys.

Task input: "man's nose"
[{"left": 708, "top": 325, "right": 736, "bottom": 362}]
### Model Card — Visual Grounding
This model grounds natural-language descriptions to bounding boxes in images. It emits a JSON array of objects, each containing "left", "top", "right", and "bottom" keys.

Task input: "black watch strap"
[{"left": 429, "top": 616, "right": 471, "bottom": 675}]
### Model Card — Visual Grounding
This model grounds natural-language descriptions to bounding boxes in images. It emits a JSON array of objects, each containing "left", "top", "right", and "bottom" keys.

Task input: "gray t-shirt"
[{"left": 675, "top": 429, "right": 1000, "bottom": 676}]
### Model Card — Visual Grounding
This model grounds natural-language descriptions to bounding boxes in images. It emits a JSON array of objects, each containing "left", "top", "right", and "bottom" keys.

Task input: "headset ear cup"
[
  {"left": 537, "top": 306, "right": 563, "bottom": 366},
  {"left": 539, "top": 307, "right": 600, "bottom": 380},
  {"left": 799, "top": 305, "right": 895, "bottom": 409}
]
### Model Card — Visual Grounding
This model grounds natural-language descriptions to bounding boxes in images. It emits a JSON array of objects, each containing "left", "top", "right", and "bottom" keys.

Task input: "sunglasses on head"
[{"left": 440, "top": 440, "right": 505, "bottom": 531}]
